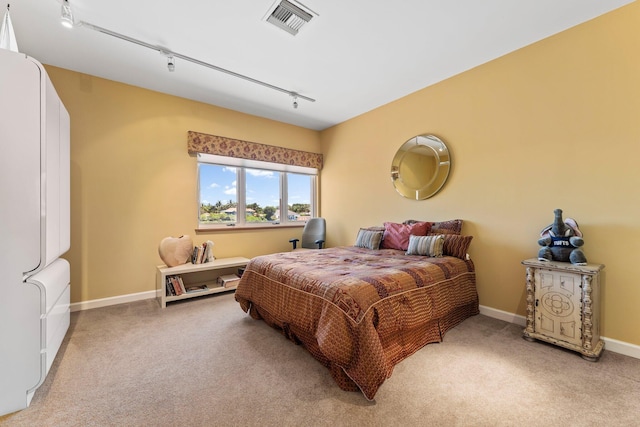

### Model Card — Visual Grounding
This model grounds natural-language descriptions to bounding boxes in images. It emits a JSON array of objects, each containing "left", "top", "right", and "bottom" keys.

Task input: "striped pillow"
[
  {"left": 442, "top": 234, "right": 473, "bottom": 259},
  {"left": 354, "top": 229, "right": 384, "bottom": 250},
  {"left": 406, "top": 234, "right": 444, "bottom": 257}
]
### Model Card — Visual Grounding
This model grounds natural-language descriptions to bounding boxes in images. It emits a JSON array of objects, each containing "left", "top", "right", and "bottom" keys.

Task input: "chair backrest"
[{"left": 300, "top": 217, "right": 326, "bottom": 249}]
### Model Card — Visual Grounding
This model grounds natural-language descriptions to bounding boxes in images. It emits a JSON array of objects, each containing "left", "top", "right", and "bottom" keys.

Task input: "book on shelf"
[
  {"left": 171, "top": 276, "right": 182, "bottom": 295},
  {"left": 217, "top": 274, "right": 241, "bottom": 288},
  {"left": 165, "top": 275, "right": 186, "bottom": 296},
  {"left": 177, "top": 276, "right": 186, "bottom": 294},
  {"left": 203, "top": 240, "right": 214, "bottom": 263},
  {"left": 198, "top": 242, "right": 206, "bottom": 264},
  {"left": 192, "top": 240, "right": 215, "bottom": 264},
  {"left": 165, "top": 277, "right": 175, "bottom": 296}
]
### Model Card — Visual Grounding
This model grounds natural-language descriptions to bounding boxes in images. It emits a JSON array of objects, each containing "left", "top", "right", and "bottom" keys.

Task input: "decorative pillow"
[
  {"left": 431, "top": 219, "right": 463, "bottom": 235},
  {"left": 354, "top": 228, "right": 384, "bottom": 250},
  {"left": 403, "top": 219, "right": 463, "bottom": 235},
  {"left": 442, "top": 234, "right": 473, "bottom": 259},
  {"left": 406, "top": 234, "right": 445, "bottom": 257},
  {"left": 381, "top": 221, "right": 431, "bottom": 250},
  {"left": 403, "top": 219, "right": 433, "bottom": 226},
  {"left": 361, "top": 225, "right": 385, "bottom": 232}
]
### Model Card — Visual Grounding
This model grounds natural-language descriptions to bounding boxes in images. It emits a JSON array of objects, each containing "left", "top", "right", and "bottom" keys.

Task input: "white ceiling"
[{"left": 8, "top": 0, "right": 634, "bottom": 130}]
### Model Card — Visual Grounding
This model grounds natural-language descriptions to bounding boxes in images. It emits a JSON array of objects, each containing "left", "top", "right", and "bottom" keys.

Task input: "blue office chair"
[{"left": 289, "top": 217, "right": 326, "bottom": 250}]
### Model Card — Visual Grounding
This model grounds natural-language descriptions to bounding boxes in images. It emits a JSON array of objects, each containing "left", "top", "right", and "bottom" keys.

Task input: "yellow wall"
[
  {"left": 45, "top": 66, "right": 320, "bottom": 304},
  {"left": 321, "top": 3, "right": 640, "bottom": 346},
  {"left": 46, "top": 2, "right": 639, "bottom": 347}
]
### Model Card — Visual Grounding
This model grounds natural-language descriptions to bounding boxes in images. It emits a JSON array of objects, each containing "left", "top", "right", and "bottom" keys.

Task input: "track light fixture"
[
  {"left": 61, "top": 0, "right": 74, "bottom": 28},
  {"left": 60, "top": 17, "right": 315, "bottom": 107}
]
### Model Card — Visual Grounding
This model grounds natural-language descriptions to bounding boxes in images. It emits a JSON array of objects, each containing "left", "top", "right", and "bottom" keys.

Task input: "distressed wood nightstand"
[{"left": 521, "top": 258, "right": 605, "bottom": 361}]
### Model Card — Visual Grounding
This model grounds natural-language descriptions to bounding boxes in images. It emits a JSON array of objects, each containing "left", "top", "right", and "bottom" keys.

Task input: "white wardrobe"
[{"left": 0, "top": 48, "right": 71, "bottom": 416}]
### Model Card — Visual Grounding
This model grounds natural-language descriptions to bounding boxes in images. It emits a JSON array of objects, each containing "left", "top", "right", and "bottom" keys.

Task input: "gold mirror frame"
[{"left": 391, "top": 134, "right": 451, "bottom": 200}]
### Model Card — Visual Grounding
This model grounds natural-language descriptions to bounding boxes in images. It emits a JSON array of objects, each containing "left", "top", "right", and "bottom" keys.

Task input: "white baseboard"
[
  {"left": 479, "top": 305, "right": 526, "bottom": 326},
  {"left": 70, "top": 290, "right": 156, "bottom": 312},
  {"left": 600, "top": 337, "right": 640, "bottom": 360},
  {"left": 479, "top": 304, "right": 640, "bottom": 360}
]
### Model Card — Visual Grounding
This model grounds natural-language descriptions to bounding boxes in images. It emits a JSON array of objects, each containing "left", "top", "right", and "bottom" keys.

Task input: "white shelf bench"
[{"left": 156, "top": 257, "right": 250, "bottom": 308}]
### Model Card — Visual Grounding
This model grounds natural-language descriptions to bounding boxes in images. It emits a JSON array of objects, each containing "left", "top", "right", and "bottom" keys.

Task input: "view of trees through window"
[{"left": 198, "top": 163, "right": 314, "bottom": 225}]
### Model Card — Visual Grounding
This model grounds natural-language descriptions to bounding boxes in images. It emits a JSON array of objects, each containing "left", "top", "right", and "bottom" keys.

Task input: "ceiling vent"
[{"left": 264, "top": 0, "right": 316, "bottom": 36}]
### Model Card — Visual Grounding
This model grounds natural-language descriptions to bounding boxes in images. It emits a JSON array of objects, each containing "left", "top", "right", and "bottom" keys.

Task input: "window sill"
[{"left": 195, "top": 224, "right": 304, "bottom": 233}]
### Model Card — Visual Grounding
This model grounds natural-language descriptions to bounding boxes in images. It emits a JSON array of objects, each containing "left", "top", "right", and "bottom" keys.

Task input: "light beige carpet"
[{"left": 2, "top": 293, "right": 639, "bottom": 426}]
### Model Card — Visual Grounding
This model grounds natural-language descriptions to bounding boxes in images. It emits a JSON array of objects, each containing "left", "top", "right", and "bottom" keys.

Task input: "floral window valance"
[{"left": 187, "top": 130, "right": 323, "bottom": 170}]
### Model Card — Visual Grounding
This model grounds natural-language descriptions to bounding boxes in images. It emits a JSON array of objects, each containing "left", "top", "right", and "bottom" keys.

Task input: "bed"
[{"left": 234, "top": 221, "right": 479, "bottom": 400}]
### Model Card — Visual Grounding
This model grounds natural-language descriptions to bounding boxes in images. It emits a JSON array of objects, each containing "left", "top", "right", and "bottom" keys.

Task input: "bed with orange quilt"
[{"left": 235, "top": 225, "right": 479, "bottom": 400}]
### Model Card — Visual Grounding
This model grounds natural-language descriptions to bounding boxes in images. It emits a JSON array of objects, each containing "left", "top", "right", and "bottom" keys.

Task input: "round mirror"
[{"left": 391, "top": 134, "right": 451, "bottom": 200}]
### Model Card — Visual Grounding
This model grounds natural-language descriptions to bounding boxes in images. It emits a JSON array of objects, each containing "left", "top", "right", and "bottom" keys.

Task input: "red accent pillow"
[{"left": 381, "top": 221, "right": 431, "bottom": 250}]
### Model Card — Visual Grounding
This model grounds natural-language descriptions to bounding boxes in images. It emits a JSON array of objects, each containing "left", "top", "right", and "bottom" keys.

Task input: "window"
[{"left": 197, "top": 154, "right": 317, "bottom": 228}]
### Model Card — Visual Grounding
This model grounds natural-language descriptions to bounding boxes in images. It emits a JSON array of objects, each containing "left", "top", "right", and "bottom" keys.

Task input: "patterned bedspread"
[{"left": 235, "top": 246, "right": 479, "bottom": 400}]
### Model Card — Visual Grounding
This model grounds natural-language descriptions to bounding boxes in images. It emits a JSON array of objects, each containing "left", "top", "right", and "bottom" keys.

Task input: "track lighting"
[
  {"left": 62, "top": 19, "right": 316, "bottom": 107},
  {"left": 61, "top": 0, "right": 74, "bottom": 28}
]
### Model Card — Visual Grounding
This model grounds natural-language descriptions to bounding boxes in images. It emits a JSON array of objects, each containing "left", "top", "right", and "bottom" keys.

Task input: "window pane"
[
  {"left": 198, "top": 157, "right": 317, "bottom": 228},
  {"left": 287, "top": 173, "right": 312, "bottom": 223},
  {"left": 245, "top": 168, "right": 279, "bottom": 223},
  {"left": 199, "top": 164, "right": 237, "bottom": 224}
]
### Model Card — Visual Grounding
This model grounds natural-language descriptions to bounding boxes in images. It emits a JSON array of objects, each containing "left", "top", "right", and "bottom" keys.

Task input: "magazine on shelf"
[{"left": 185, "top": 284, "right": 208, "bottom": 293}]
